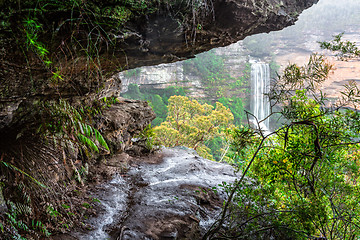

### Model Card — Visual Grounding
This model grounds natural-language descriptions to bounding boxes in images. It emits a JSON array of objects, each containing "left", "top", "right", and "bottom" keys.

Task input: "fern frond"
[
  {"left": 15, "top": 203, "right": 32, "bottom": 216},
  {"left": 32, "top": 220, "right": 51, "bottom": 236},
  {"left": 94, "top": 129, "right": 109, "bottom": 151},
  {"left": 77, "top": 134, "right": 99, "bottom": 152},
  {"left": 1, "top": 162, "right": 47, "bottom": 188},
  {"left": 85, "top": 124, "right": 94, "bottom": 137},
  {"left": 77, "top": 121, "right": 83, "bottom": 134}
]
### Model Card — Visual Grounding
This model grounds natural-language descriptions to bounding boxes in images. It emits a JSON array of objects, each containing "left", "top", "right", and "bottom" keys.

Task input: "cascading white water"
[{"left": 250, "top": 60, "right": 270, "bottom": 133}]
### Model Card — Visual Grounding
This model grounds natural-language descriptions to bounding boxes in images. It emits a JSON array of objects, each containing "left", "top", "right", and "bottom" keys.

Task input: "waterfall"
[{"left": 250, "top": 60, "right": 270, "bottom": 133}]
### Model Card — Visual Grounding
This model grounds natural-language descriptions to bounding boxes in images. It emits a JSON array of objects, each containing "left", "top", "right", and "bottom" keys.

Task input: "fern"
[
  {"left": 4, "top": 199, "right": 51, "bottom": 239},
  {"left": 1, "top": 162, "right": 47, "bottom": 188},
  {"left": 85, "top": 124, "right": 93, "bottom": 136},
  {"left": 77, "top": 134, "right": 99, "bottom": 153},
  {"left": 32, "top": 220, "right": 51, "bottom": 237},
  {"left": 46, "top": 205, "right": 61, "bottom": 219},
  {"left": 14, "top": 203, "right": 31, "bottom": 216},
  {"left": 40, "top": 100, "right": 110, "bottom": 155},
  {"left": 77, "top": 122, "right": 109, "bottom": 152},
  {"left": 94, "top": 128, "right": 110, "bottom": 151},
  {"left": 5, "top": 201, "right": 30, "bottom": 237}
]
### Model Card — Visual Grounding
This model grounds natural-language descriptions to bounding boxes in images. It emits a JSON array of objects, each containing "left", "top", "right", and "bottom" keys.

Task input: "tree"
[
  {"left": 153, "top": 96, "right": 234, "bottom": 160},
  {"left": 204, "top": 50, "right": 360, "bottom": 239},
  {"left": 182, "top": 50, "right": 238, "bottom": 98},
  {"left": 121, "top": 84, "right": 186, "bottom": 126},
  {"left": 218, "top": 97, "right": 246, "bottom": 126}
]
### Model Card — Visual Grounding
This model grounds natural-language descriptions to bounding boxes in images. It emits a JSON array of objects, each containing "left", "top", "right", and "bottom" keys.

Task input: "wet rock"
[
  {"left": 50, "top": 234, "right": 78, "bottom": 240},
  {"left": 96, "top": 99, "right": 156, "bottom": 153},
  {"left": 89, "top": 152, "right": 132, "bottom": 183},
  {"left": 74, "top": 147, "right": 239, "bottom": 240}
]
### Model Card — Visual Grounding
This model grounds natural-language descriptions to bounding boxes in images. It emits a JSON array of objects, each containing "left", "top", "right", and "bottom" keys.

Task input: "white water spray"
[{"left": 250, "top": 60, "right": 270, "bottom": 134}]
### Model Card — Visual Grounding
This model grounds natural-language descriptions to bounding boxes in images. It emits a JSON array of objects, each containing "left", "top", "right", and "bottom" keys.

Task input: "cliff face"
[{"left": 119, "top": 41, "right": 249, "bottom": 99}]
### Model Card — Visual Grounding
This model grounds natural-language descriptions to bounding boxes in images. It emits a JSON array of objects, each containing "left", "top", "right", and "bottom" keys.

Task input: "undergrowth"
[{"left": 0, "top": 98, "right": 114, "bottom": 238}]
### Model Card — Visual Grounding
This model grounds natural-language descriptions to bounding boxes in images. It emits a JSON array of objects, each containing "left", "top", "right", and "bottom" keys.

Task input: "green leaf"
[
  {"left": 94, "top": 129, "right": 109, "bottom": 151},
  {"left": 77, "top": 134, "right": 99, "bottom": 152},
  {"left": 1, "top": 162, "right": 47, "bottom": 188}
]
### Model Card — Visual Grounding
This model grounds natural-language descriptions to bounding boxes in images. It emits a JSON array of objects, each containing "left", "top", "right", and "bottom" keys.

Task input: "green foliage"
[
  {"left": 182, "top": 51, "right": 249, "bottom": 127},
  {"left": 1, "top": 0, "right": 216, "bottom": 88},
  {"left": 205, "top": 47, "right": 360, "bottom": 239},
  {"left": 230, "top": 62, "right": 251, "bottom": 89},
  {"left": 183, "top": 50, "right": 238, "bottom": 97},
  {"left": 153, "top": 96, "right": 234, "bottom": 160},
  {"left": 222, "top": 126, "right": 258, "bottom": 165},
  {"left": 102, "top": 5, "right": 132, "bottom": 25},
  {"left": 183, "top": 50, "right": 225, "bottom": 81},
  {"left": 218, "top": 97, "right": 246, "bottom": 126},
  {"left": 4, "top": 201, "right": 30, "bottom": 240},
  {"left": 121, "top": 63, "right": 249, "bottom": 160},
  {"left": 46, "top": 205, "right": 61, "bottom": 219},
  {"left": 23, "top": 17, "right": 50, "bottom": 63},
  {"left": 319, "top": 32, "right": 360, "bottom": 60},
  {"left": 121, "top": 84, "right": 186, "bottom": 126},
  {"left": 269, "top": 59, "right": 280, "bottom": 79},
  {"left": 1, "top": 162, "right": 47, "bottom": 189},
  {"left": 124, "top": 68, "right": 141, "bottom": 78},
  {"left": 0, "top": 186, "right": 51, "bottom": 239},
  {"left": 122, "top": 83, "right": 143, "bottom": 100},
  {"left": 135, "top": 124, "right": 157, "bottom": 152},
  {"left": 38, "top": 99, "right": 109, "bottom": 156},
  {"left": 102, "top": 96, "right": 120, "bottom": 108},
  {"left": 0, "top": 98, "right": 107, "bottom": 239},
  {"left": 2, "top": 0, "right": 158, "bottom": 87},
  {"left": 205, "top": 136, "right": 224, "bottom": 161},
  {"left": 91, "top": 197, "right": 101, "bottom": 204},
  {"left": 157, "top": 86, "right": 187, "bottom": 105},
  {"left": 31, "top": 219, "right": 51, "bottom": 237},
  {"left": 0, "top": 0, "right": 215, "bottom": 238},
  {"left": 0, "top": 98, "right": 106, "bottom": 239},
  {"left": 148, "top": 95, "right": 167, "bottom": 121},
  {"left": 244, "top": 92, "right": 360, "bottom": 239},
  {"left": 204, "top": 97, "right": 247, "bottom": 161}
]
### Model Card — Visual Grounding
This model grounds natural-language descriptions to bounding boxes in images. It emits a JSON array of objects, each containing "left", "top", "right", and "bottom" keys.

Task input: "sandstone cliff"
[{"left": 118, "top": 41, "right": 249, "bottom": 100}]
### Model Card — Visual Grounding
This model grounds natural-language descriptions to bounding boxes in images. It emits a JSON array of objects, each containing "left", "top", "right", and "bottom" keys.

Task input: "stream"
[{"left": 74, "top": 147, "right": 239, "bottom": 239}]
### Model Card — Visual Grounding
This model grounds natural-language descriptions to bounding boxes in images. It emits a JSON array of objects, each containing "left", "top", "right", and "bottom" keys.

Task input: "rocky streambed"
[{"left": 67, "top": 147, "right": 238, "bottom": 240}]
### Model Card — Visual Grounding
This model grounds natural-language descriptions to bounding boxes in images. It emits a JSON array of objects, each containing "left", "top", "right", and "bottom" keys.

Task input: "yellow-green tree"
[{"left": 153, "top": 96, "right": 234, "bottom": 160}]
